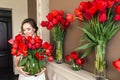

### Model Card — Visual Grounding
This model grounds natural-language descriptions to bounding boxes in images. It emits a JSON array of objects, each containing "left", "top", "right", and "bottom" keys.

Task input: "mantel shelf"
[{"left": 47, "top": 61, "right": 97, "bottom": 80}]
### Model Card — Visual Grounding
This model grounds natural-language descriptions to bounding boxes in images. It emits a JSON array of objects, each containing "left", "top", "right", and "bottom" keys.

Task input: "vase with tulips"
[
  {"left": 74, "top": 0, "right": 120, "bottom": 79},
  {"left": 8, "top": 34, "right": 53, "bottom": 75},
  {"left": 65, "top": 51, "right": 85, "bottom": 71},
  {"left": 41, "top": 10, "right": 73, "bottom": 63}
]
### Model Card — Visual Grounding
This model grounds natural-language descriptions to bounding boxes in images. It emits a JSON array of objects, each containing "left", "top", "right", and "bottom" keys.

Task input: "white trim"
[{"left": 36, "top": 0, "right": 50, "bottom": 42}]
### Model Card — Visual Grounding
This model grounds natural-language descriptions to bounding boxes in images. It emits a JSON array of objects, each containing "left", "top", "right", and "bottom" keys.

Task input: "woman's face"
[{"left": 22, "top": 23, "right": 35, "bottom": 37}]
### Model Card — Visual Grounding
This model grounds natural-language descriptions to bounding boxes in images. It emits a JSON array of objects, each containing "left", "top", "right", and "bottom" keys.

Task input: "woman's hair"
[{"left": 21, "top": 18, "right": 38, "bottom": 34}]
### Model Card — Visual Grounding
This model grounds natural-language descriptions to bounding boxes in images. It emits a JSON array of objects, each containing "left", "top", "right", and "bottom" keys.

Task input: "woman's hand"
[
  {"left": 35, "top": 68, "right": 46, "bottom": 76},
  {"left": 15, "top": 56, "right": 29, "bottom": 76},
  {"left": 16, "top": 66, "right": 29, "bottom": 76}
]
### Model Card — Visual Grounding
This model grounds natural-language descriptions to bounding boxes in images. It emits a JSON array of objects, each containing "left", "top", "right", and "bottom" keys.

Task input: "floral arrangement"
[
  {"left": 9, "top": 34, "right": 53, "bottom": 75},
  {"left": 74, "top": 0, "right": 120, "bottom": 78},
  {"left": 113, "top": 58, "right": 120, "bottom": 72},
  {"left": 40, "top": 10, "right": 73, "bottom": 63},
  {"left": 65, "top": 51, "right": 85, "bottom": 71}
]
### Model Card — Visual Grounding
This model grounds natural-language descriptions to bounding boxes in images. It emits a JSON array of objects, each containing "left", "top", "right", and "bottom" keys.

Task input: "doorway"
[{"left": 0, "top": 9, "right": 13, "bottom": 74}]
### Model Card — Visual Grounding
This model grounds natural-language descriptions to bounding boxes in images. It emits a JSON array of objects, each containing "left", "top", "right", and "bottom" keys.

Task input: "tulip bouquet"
[
  {"left": 41, "top": 10, "right": 73, "bottom": 63},
  {"left": 74, "top": 0, "right": 120, "bottom": 79},
  {"left": 9, "top": 34, "right": 53, "bottom": 75},
  {"left": 65, "top": 51, "right": 85, "bottom": 71}
]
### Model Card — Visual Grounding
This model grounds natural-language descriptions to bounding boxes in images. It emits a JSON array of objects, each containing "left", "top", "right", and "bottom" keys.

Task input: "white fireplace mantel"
[{"left": 47, "top": 61, "right": 96, "bottom": 80}]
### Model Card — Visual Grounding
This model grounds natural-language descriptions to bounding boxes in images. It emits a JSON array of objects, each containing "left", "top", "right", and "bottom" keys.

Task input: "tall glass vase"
[
  {"left": 55, "top": 40, "right": 63, "bottom": 64},
  {"left": 95, "top": 42, "right": 106, "bottom": 80}
]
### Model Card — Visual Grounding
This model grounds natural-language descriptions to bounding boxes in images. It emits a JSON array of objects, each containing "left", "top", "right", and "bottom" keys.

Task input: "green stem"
[
  {"left": 55, "top": 41, "right": 63, "bottom": 63},
  {"left": 71, "top": 60, "right": 81, "bottom": 71},
  {"left": 95, "top": 42, "right": 106, "bottom": 73}
]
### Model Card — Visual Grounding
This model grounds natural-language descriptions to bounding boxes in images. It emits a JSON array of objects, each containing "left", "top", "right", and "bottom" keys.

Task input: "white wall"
[
  {"left": 0, "top": 0, "right": 28, "bottom": 37},
  {"left": 0, "top": 0, "right": 28, "bottom": 74}
]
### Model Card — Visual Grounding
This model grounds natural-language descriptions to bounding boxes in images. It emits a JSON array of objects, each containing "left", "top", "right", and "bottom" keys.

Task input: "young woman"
[{"left": 15, "top": 18, "right": 46, "bottom": 80}]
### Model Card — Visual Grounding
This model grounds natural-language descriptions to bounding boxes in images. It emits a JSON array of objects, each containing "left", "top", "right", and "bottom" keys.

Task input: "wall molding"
[{"left": 36, "top": 0, "right": 50, "bottom": 42}]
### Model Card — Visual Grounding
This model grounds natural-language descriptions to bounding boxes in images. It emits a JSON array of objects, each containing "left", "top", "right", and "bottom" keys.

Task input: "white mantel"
[{"left": 46, "top": 62, "right": 97, "bottom": 80}]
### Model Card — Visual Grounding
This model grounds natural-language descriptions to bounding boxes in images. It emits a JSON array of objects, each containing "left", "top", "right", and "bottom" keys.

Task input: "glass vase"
[
  {"left": 95, "top": 43, "right": 106, "bottom": 80},
  {"left": 71, "top": 61, "right": 81, "bottom": 71},
  {"left": 19, "top": 55, "right": 45, "bottom": 75},
  {"left": 55, "top": 41, "right": 63, "bottom": 64}
]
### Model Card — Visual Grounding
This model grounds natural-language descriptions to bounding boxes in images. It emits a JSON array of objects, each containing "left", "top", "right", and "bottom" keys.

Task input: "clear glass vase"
[
  {"left": 19, "top": 55, "right": 45, "bottom": 75},
  {"left": 95, "top": 43, "right": 106, "bottom": 80},
  {"left": 71, "top": 61, "right": 81, "bottom": 71},
  {"left": 55, "top": 41, "right": 63, "bottom": 64}
]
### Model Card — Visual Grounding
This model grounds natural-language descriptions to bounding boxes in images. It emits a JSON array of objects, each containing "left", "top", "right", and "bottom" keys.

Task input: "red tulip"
[
  {"left": 11, "top": 48, "right": 17, "bottom": 55},
  {"left": 15, "top": 34, "right": 23, "bottom": 41},
  {"left": 35, "top": 43, "right": 41, "bottom": 49},
  {"left": 51, "top": 10, "right": 58, "bottom": 17},
  {"left": 65, "top": 55, "right": 71, "bottom": 61},
  {"left": 46, "top": 13, "right": 53, "bottom": 21},
  {"left": 34, "top": 36, "right": 43, "bottom": 43},
  {"left": 35, "top": 52, "right": 44, "bottom": 60},
  {"left": 115, "top": 4, "right": 120, "bottom": 14},
  {"left": 8, "top": 38, "right": 14, "bottom": 44},
  {"left": 77, "top": 15, "right": 83, "bottom": 22},
  {"left": 95, "top": 0, "right": 107, "bottom": 12},
  {"left": 16, "top": 50, "right": 22, "bottom": 56},
  {"left": 66, "top": 13, "right": 74, "bottom": 23},
  {"left": 113, "top": 58, "right": 120, "bottom": 72},
  {"left": 114, "top": 14, "right": 120, "bottom": 21},
  {"left": 42, "top": 42, "right": 49, "bottom": 49},
  {"left": 70, "top": 51, "right": 78, "bottom": 60},
  {"left": 107, "top": 1, "right": 114, "bottom": 8},
  {"left": 41, "top": 21, "right": 49, "bottom": 27},
  {"left": 79, "top": 2, "right": 89, "bottom": 11},
  {"left": 74, "top": 8, "right": 82, "bottom": 17},
  {"left": 29, "top": 37, "right": 35, "bottom": 45},
  {"left": 88, "top": 5, "right": 97, "bottom": 15},
  {"left": 83, "top": 12, "right": 92, "bottom": 20},
  {"left": 47, "top": 22, "right": 54, "bottom": 30},
  {"left": 48, "top": 56, "right": 53, "bottom": 62},
  {"left": 23, "top": 50, "right": 28, "bottom": 57},
  {"left": 99, "top": 12, "right": 107, "bottom": 22},
  {"left": 76, "top": 58, "right": 85, "bottom": 66},
  {"left": 52, "top": 18, "right": 58, "bottom": 25},
  {"left": 56, "top": 15, "right": 62, "bottom": 21},
  {"left": 12, "top": 42, "right": 18, "bottom": 49},
  {"left": 46, "top": 49, "right": 53, "bottom": 56},
  {"left": 58, "top": 10, "right": 64, "bottom": 16}
]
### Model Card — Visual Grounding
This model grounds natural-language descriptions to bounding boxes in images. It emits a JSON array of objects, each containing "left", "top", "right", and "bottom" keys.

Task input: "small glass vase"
[
  {"left": 55, "top": 40, "right": 63, "bottom": 64},
  {"left": 94, "top": 43, "right": 106, "bottom": 80},
  {"left": 72, "top": 63, "right": 81, "bottom": 71}
]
